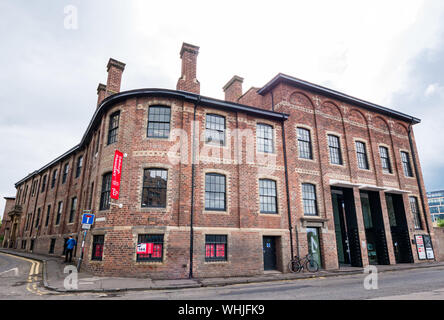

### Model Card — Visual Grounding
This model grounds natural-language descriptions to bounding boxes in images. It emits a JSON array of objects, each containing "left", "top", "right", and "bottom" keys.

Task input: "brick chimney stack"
[
  {"left": 176, "top": 42, "right": 200, "bottom": 94},
  {"left": 106, "top": 58, "right": 126, "bottom": 97},
  {"left": 223, "top": 75, "right": 244, "bottom": 102},
  {"left": 97, "top": 83, "right": 106, "bottom": 107}
]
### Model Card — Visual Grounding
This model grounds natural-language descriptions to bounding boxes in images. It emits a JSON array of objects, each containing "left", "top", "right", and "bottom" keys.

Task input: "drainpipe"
[
  {"left": 189, "top": 95, "right": 201, "bottom": 279},
  {"left": 282, "top": 118, "right": 296, "bottom": 258},
  {"left": 271, "top": 90, "right": 297, "bottom": 258},
  {"left": 407, "top": 121, "right": 433, "bottom": 255}
]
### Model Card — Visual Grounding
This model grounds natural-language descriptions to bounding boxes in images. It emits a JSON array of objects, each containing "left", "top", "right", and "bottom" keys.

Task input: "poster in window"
[
  {"left": 415, "top": 235, "right": 426, "bottom": 260},
  {"left": 423, "top": 235, "right": 435, "bottom": 260}
]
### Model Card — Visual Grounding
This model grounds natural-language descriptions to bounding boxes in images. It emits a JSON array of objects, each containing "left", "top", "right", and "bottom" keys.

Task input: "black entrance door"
[
  {"left": 386, "top": 193, "right": 414, "bottom": 263},
  {"left": 263, "top": 236, "right": 277, "bottom": 270}
]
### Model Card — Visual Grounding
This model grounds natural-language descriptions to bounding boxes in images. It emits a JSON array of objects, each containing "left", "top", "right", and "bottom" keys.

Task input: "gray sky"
[{"left": 1, "top": 0, "right": 444, "bottom": 217}]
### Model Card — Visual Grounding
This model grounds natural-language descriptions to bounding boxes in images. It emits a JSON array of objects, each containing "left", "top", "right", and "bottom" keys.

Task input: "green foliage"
[{"left": 437, "top": 219, "right": 444, "bottom": 228}]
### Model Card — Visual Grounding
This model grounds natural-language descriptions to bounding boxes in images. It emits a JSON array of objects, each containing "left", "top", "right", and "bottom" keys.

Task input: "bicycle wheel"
[
  {"left": 288, "top": 260, "right": 302, "bottom": 273},
  {"left": 305, "top": 260, "right": 319, "bottom": 272}
]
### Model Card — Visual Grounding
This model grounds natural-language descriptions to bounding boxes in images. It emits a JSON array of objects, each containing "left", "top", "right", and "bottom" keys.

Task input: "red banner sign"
[{"left": 111, "top": 150, "right": 124, "bottom": 200}]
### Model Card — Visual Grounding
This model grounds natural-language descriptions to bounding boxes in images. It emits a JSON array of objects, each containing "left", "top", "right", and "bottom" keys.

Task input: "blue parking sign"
[{"left": 82, "top": 213, "right": 95, "bottom": 225}]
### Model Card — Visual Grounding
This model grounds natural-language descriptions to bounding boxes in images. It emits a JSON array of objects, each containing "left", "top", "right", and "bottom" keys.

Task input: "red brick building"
[{"left": 2, "top": 43, "right": 437, "bottom": 278}]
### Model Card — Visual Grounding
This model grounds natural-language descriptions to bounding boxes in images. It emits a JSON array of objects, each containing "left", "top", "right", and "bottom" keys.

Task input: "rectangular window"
[
  {"left": 62, "top": 163, "right": 69, "bottom": 184},
  {"left": 205, "top": 235, "right": 227, "bottom": 262},
  {"left": 41, "top": 175, "right": 47, "bottom": 193},
  {"left": 355, "top": 141, "right": 369, "bottom": 170},
  {"left": 401, "top": 151, "right": 413, "bottom": 177},
  {"left": 35, "top": 208, "right": 41, "bottom": 228},
  {"left": 136, "top": 234, "right": 164, "bottom": 262},
  {"left": 107, "top": 111, "right": 120, "bottom": 145},
  {"left": 328, "top": 135, "right": 343, "bottom": 165},
  {"left": 45, "top": 205, "right": 51, "bottom": 227},
  {"left": 51, "top": 169, "right": 58, "bottom": 189},
  {"left": 297, "top": 128, "right": 313, "bottom": 159},
  {"left": 205, "top": 173, "right": 226, "bottom": 211},
  {"left": 75, "top": 156, "right": 83, "bottom": 178},
  {"left": 31, "top": 180, "right": 37, "bottom": 197},
  {"left": 26, "top": 213, "right": 32, "bottom": 230},
  {"left": 23, "top": 185, "right": 28, "bottom": 204},
  {"left": 257, "top": 123, "right": 274, "bottom": 153},
  {"left": 100, "top": 173, "right": 112, "bottom": 210},
  {"left": 302, "top": 183, "right": 318, "bottom": 216},
  {"left": 205, "top": 114, "right": 226, "bottom": 146},
  {"left": 142, "top": 169, "right": 168, "bottom": 208},
  {"left": 379, "top": 146, "right": 392, "bottom": 174},
  {"left": 69, "top": 197, "right": 77, "bottom": 223},
  {"left": 95, "top": 130, "right": 101, "bottom": 154},
  {"left": 409, "top": 196, "right": 422, "bottom": 230},
  {"left": 91, "top": 235, "right": 104, "bottom": 261},
  {"left": 49, "top": 239, "right": 56, "bottom": 254},
  {"left": 55, "top": 201, "right": 63, "bottom": 225},
  {"left": 147, "top": 106, "right": 171, "bottom": 138},
  {"left": 259, "top": 179, "right": 277, "bottom": 213}
]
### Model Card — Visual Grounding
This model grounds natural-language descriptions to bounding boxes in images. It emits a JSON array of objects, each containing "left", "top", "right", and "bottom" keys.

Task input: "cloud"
[{"left": 1, "top": 0, "right": 444, "bottom": 217}]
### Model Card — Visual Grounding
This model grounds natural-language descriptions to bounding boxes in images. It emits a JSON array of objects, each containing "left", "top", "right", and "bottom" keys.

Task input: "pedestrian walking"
[{"left": 65, "top": 236, "right": 77, "bottom": 263}]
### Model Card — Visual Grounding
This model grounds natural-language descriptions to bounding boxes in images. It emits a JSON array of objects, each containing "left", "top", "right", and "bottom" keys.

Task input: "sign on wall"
[
  {"left": 415, "top": 235, "right": 427, "bottom": 260},
  {"left": 111, "top": 150, "right": 124, "bottom": 200},
  {"left": 137, "top": 243, "right": 154, "bottom": 254},
  {"left": 423, "top": 235, "right": 435, "bottom": 260}
]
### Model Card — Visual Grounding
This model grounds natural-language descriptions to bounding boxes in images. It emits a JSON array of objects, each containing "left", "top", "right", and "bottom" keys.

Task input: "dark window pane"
[
  {"left": 257, "top": 123, "right": 274, "bottom": 153},
  {"left": 401, "top": 151, "right": 413, "bottom": 177},
  {"left": 259, "top": 179, "right": 277, "bottom": 213},
  {"left": 297, "top": 128, "right": 312, "bottom": 159},
  {"left": 91, "top": 235, "right": 104, "bottom": 261},
  {"left": 137, "top": 234, "right": 164, "bottom": 262},
  {"left": 379, "top": 146, "right": 392, "bottom": 174},
  {"left": 142, "top": 169, "right": 168, "bottom": 208},
  {"left": 205, "top": 235, "right": 227, "bottom": 261},
  {"left": 356, "top": 141, "right": 369, "bottom": 170},
  {"left": 107, "top": 111, "right": 120, "bottom": 145},
  {"left": 328, "top": 135, "right": 343, "bottom": 165},
  {"left": 100, "top": 173, "right": 112, "bottom": 210},
  {"left": 147, "top": 106, "right": 171, "bottom": 138},
  {"left": 205, "top": 114, "right": 226, "bottom": 146},
  {"left": 205, "top": 173, "right": 226, "bottom": 211},
  {"left": 409, "top": 196, "right": 422, "bottom": 229},
  {"left": 302, "top": 183, "right": 318, "bottom": 215}
]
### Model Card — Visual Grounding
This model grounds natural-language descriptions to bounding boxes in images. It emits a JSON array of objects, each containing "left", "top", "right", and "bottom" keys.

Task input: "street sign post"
[{"left": 77, "top": 211, "right": 95, "bottom": 272}]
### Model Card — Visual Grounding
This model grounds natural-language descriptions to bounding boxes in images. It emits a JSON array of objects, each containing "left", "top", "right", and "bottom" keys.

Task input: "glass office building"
[{"left": 426, "top": 190, "right": 444, "bottom": 222}]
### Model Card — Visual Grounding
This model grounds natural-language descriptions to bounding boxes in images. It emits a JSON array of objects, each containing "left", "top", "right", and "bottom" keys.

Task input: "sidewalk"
[{"left": 1, "top": 248, "right": 443, "bottom": 293}]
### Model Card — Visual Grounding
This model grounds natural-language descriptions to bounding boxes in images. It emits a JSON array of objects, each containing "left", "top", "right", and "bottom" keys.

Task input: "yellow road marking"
[{"left": 0, "top": 252, "right": 48, "bottom": 296}]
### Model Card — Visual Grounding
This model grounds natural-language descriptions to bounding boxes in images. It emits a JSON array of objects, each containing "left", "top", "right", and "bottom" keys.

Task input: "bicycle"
[{"left": 288, "top": 253, "right": 319, "bottom": 273}]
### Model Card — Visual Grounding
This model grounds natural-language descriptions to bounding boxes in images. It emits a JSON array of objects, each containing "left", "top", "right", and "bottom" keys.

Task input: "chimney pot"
[
  {"left": 223, "top": 75, "right": 244, "bottom": 102},
  {"left": 176, "top": 42, "right": 200, "bottom": 94},
  {"left": 97, "top": 83, "right": 106, "bottom": 107},
  {"left": 106, "top": 58, "right": 126, "bottom": 97}
]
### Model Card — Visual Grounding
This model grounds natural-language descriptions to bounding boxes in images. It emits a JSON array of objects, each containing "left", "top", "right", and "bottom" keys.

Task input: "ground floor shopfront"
[{"left": 8, "top": 185, "right": 436, "bottom": 279}]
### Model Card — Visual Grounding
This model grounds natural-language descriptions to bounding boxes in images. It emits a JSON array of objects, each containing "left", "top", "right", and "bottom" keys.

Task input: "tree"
[{"left": 437, "top": 219, "right": 444, "bottom": 228}]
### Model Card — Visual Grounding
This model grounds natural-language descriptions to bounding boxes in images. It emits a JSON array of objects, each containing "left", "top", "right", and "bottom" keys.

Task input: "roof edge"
[{"left": 257, "top": 73, "right": 421, "bottom": 124}]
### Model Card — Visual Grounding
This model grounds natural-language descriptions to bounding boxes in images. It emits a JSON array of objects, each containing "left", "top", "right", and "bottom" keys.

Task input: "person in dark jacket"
[{"left": 65, "top": 236, "right": 77, "bottom": 263}]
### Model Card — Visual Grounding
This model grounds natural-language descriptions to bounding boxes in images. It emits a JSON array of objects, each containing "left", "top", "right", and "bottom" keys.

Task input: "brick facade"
[{"left": 1, "top": 43, "right": 437, "bottom": 279}]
